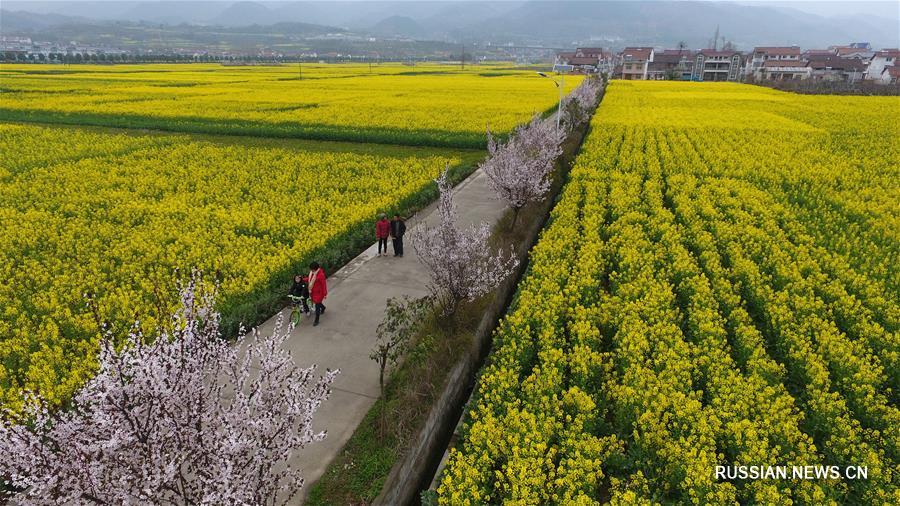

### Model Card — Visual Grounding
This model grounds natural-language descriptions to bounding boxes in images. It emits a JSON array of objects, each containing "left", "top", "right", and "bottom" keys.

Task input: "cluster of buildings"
[
  {"left": 555, "top": 43, "right": 900, "bottom": 85},
  {"left": 0, "top": 36, "right": 154, "bottom": 62}
]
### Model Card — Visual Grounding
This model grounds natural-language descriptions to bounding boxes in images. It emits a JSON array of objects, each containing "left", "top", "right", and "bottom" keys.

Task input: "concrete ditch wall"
[{"left": 373, "top": 88, "right": 603, "bottom": 506}]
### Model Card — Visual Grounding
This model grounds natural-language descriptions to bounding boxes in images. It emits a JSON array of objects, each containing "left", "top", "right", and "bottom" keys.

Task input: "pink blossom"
[
  {"left": 481, "top": 114, "right": 563, "bottom": 221},
  {"left": 1, "top": 276, "right": 338, "bottom": 505},
  {"left": 411, "top": 168, "right": 518, "bottom": 313}
]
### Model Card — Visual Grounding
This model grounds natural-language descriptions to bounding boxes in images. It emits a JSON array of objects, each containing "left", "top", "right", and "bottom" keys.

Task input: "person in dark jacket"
[
  {"left": 376, "top": 213, "right": 391, "bottom": 257},
  {"left": 308, "top": 261, "right": 328, "bottom": 326},
  {"left": 289, "top": 274, "right": 310, "bottom": 314},
  {"left": 390, "top": 214, "right": 406, "bottom": 257}
]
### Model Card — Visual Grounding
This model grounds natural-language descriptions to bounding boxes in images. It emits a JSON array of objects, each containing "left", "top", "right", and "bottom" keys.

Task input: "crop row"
[
  {"left": 0, "top": 122, "right": 480, "bottom": 412},
  {"left": 438, "top": 81, "right": 899, "bottom": 503},
  {"left": 0, "top": 64, "right": 581, "bottom": 149}
]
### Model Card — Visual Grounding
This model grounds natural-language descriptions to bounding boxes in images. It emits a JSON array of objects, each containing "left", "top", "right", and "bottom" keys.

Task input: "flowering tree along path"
[{"left": 248, "top": 168, "right": 507, "bottom": 503}]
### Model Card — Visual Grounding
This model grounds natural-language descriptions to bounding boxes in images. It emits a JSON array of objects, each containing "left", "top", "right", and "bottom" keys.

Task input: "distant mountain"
[
  {"left": 418, "top": 2, "right": 519, "bottom": 36},
  {"left": 212, "top": 2, "right": 277, "bottom": 27},
  {"left": 371, "top": 16, "right": 426, "bottom": 39},
  {"left": 271, "top": 2, "right": 330, "bottom": 26},
  {"left": 119, "top": 2, "right": 215, "bottom": 25},
  {"left": 220, "top": 21, "right": 344, "bottom": 36},
  {"left": 464, "top": 1, "right": 898, "bottom": 48},
  {"left": 0, "top": 9, "right": 86, "bottom": 32},
  {"left": 2, "top": 1, "right": 898, "bottom": 49}
]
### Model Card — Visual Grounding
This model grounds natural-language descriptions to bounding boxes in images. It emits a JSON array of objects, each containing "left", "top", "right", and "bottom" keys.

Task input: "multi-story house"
[
  {"left": 574, "top": 47, "right": 603, "bottom": 59},
  {"left": 555, "top": 50, "right": 604, "bottom": 73},
  {"left": 746, "top": 46, "right": 801, "bottom": 77},
  {"left": 575, "top": 47, "right": 615, "bottom": 74},
  {"left": 553, "top": 51, "right": 577, "bottom": 72},
  {"left": 831, "top": 44, "right": 875, "bottom": 61},
  {"left": 619, "top": 47, "right": 654, "bottom": 80},
  {"left": 646, "top": 49, "right": 694, "bottom": 80},
  {"left": 866, "top": 49, "right": 900, "bottom": 80},
  {"left": 691, "top": 50, "right": 743, "bottom": 81}
]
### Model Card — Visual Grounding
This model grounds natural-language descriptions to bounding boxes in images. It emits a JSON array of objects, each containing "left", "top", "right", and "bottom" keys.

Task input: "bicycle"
[{"left": 288, "top": 294, "right": 311, "bottom": 326}]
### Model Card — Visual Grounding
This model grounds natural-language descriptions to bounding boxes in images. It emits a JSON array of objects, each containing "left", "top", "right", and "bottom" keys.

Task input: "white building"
[
  {"left": 877, "top": 65, "right": 900, "bottom": 85},
  {"left": 866, "top": 49, "right": 900, "bottom": 80},
  {"left": 692, "top": 50, "right": 743, "bottom": 82},
  {"left": 746, "top": 46, "right": 801, "bottom": 77}
]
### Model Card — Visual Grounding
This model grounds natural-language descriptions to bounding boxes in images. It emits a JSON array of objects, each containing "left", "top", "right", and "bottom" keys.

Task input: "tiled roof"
[
  {"left": 874, "top": 49, "right": 900, "bottom": 59},
  {"left": 835, "top": 47, "right": 871, "bottom": 56},
  {"left": 753, "top": 46, "right": 801, "bottom": 55},
  {"left": 807, "top": 56, "right": 866, "bottom": 71},
  {"left": 762, "top": 60, "right": 806, "bottom": 68},
  {"left": 653, "top": 53, "right": 687, "bottom": 64},
  {"left": 622, "top": 47, "right": 653, "bottom": 60},
  {"left": 658, "top": 49, "right": 694, "bottom": 59},
  {"left": 568, "top": 56, "right": 599, "bottom": 66}
]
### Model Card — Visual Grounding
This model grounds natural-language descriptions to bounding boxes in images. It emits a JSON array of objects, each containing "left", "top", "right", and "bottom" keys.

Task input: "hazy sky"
[{"left": 6, "top": 0, "right": 899, "bottom": 20}]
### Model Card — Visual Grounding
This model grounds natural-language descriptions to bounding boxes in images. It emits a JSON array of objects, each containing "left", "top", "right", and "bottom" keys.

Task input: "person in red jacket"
[
  {"left": 308, "top": 261, "right": 328, "bottom": 326},
  {"left": 375, "top": 213, "right": 391, "bottom": 257}
]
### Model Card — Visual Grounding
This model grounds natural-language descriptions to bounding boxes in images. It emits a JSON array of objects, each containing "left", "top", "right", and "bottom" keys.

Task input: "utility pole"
[
  {"left": 461, "top": 43, "right": 465, "bottom": 70},
  {"left": 298, "top": 60, "right": 302, "bottom": 80},
  {"left": 536, "top": 72, "right": 563, "bottom": 134}
]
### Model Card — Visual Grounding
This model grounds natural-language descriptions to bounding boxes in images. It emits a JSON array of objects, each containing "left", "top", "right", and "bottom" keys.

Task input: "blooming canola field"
[
  {"left": 0, "top": 63, "right": 580, "bottom": 148},
  {"left": 1, "top": 63, "right": 570, "bottom": 413},
  {"left": 438, "top": 81, "right": 900, "bottom": 504},
  {"left": 0, "top": 122, "right": 485, "bottom": 411}
]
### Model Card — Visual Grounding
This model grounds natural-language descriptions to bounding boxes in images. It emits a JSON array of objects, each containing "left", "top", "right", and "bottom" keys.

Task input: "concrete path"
[{"left": 248, "top": 169, "right": 507, "bottom": 503}]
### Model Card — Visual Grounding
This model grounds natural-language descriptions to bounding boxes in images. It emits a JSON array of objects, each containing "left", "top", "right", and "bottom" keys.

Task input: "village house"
[
  {"left": 807, "top": 56, "right": 867, "bottom": 82},
  {"left": 567, "top": 57, "right": 600, "bottom": 73},
  {"left": 746, "top": 46, "right": 801, "bottom": 77},
  {"left": 758, "top": 59, "right": 811, "bottom": 80},
  {"left": 866, "top": 49, "right": 900, "bottom": 80},
  {"left": 574, "top": 47, "right": 603, "bottom": 59},
  {"left": 555, "top": 48, "right": 615, "bottom": 74},
  {"left": 878, "top": 65, "right": 900, "bottom": 85},
  {"left": 575, "top": 47, "right": 615, "bottom": 74},
  {"left": 691, "top": 49, "right": 743, "bottom": 81},
  {"left": 555, "top": 51, "right": 576, "bottom": 65},
  {"left": 619, "top": 47, "right": 654, "bottom": 80},
  {"left": 830, "top": 43, "right": 875, "bottom": 61},
  {"left": 646, "top": 49, "right": 694, "bottom": 80}
]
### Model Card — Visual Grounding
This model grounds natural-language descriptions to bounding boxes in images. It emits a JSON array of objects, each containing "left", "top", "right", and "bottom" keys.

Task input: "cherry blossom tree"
[
  {"left": 1, "top": 277, "right": 338, "bottom": 505},
  {"left": 412, "top": 168, "right": 518, "bottom": 315},
  {"left": 482, "top": 114, "right": 563, "bottom": 229},
  {"left": 561, "top": 77, "right": 603, "bottom": 129}
]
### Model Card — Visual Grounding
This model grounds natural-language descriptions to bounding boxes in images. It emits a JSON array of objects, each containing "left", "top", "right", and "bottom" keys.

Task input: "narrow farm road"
[{"left": 248, "top": 168, "right": 507, "bottom": 503}]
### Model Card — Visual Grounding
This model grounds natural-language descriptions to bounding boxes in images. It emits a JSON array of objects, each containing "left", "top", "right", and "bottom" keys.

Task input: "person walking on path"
[
  {"left": 390, "top": 214, "right": 406, "bottom": 257},
  {"left": 308, "top": 261, "right": 328, "bottom": 326},
  {"left": 376, "top": 214, "right": 391, "bottom": 257}
]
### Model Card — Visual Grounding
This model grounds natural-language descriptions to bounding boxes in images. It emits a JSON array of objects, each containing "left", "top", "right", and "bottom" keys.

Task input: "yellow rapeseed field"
[
  {"left": 0, "top": 63, "right": 581, "bottom": 148},
  {"left": 1, "top": 62, "right": 571, "bottom": 413},
  {"left": 438, "top": 81, "right": 900, "bottom": 504},
  {"left": 0, "top": 122, "right": 482, "bottom": 412}
]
